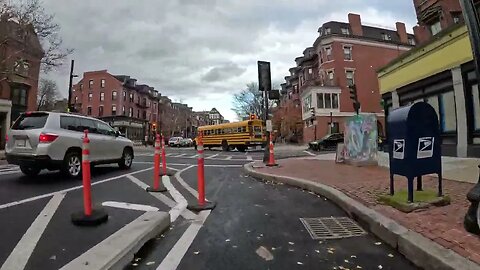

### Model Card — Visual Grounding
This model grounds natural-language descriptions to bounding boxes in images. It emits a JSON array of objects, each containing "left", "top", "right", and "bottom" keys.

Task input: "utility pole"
[{"left": 67, "top": 60, "right": 78, "bottom": 113}]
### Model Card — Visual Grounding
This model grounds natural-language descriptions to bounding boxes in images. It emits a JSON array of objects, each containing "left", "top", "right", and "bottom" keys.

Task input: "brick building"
[
  {"left": 0, "top": 16, "right": 43, "bottom": 149},
  {"left": 413, "top": 0, "right": 463, "bottom": 44},
  {"left": 277, "top": 13, "right": 415, "bottom": 143},
  {"left": 72, "top": 70, "right": 161, "bottom": 142},
  {"left": 378, "top": 0, "right": 480, "bottom": 157}
]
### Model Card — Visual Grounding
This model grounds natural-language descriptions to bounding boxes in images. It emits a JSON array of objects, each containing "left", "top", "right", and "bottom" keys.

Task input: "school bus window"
[{"left": 254, "top": 126, "right": 261, "bottom": 132}]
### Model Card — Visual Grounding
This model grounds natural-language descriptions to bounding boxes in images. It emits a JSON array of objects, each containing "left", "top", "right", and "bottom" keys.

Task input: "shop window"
[
  {"left": 472, "top": 84, "right": 480, "bottom": 131},
  {"left": 440, "top": 91, "right": 456, "bottom": 132}
]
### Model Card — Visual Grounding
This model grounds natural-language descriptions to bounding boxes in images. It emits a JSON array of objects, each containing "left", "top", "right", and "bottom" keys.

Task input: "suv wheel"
[
  {"left": 119, "top": 148, "right": 133, "bottom": 170},
  {"left": 20, "top": 166, "right": 41, "bottom": 177},
  {"left": 62, "top": 152, "right": 82, "bottom": 178}
]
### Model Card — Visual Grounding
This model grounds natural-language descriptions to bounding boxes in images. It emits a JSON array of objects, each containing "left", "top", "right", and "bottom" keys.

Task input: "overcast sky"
[{"left": 42, "top": 0, "right": 417, "bottom": 121}]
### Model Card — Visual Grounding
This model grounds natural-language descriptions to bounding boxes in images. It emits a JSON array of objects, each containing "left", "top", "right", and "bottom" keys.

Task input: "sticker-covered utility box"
[{"left": 387, "top": 102, "right": 442, "bottom": 201}]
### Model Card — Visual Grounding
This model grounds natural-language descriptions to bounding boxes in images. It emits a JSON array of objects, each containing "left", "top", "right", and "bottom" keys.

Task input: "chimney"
[
  {"left": 396, "top": 22, "right": 408, "bottom": 44},
  {"left": 348, "top": 13, "right": 363, "bottom": 36},
  {"left": 413, "top": 25, "right": 430, "bottom": 45}
]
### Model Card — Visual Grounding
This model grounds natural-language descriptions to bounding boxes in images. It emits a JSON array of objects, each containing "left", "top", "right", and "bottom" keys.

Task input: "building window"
[
  {"left": 112, "top": 105, "right": 117, "bottom": 116},
  {"left": 308, "top": 68, "right": 313, "bottom": 74},
  {"left": 129, "top": 107, "right": 133, "bottom": 117},
  {"left": 341, "top": 28, "right": 350, "bottom": 35},
  {"left": 325, "top": 27, "right": 331, "bottom": 35},
  {"left": 89, "top": 80, "right": 93, "bottom": 89},
  {"left": 74, "top": 96, "right": 78, "bottom": 103},
  {"left": 317, "top": 93, "right": 340, "bottom": 109},
  {"left": 426, "top": 91, "right": 457, "bottom": 133},
  {"left": 99, "top": 106, "right": 104, "bottom": 117},
  {"left": 325, "top": 46, "right": 333, "bottom": 61},
  {"left": 472, "top": 84, "right": 480, "bottom": 131},
  {"left": 100, "top": 79, "right": 105, "bottom": 88},
  {"left": 303, "top": 95, "right": 312, "bottom": 113},
  {"left": 11, "top": 88, "right": 27, "bottom": 106},
  {"left": 112, "top": 91, "right": 117, "bottom": 101},
  {"left": 100, "top": 92, "right": 105, "bottom": 101},
  {"left": 88, "top": 93, "right": 93, "bottom": 101},
  {"left": 137, "top": 110, "right": 140, "bottom": 119},
  {"left": 327, "top": 70, "right": 335, "bottom": 82},
  {"left": 87, "top": 106, "right": 92, "bottom": 116},
  {"left": 123, "top": 91, "right": 127, "bottom": 101},
  {"left": 346, "top": 70, "right": 355, "bottom": 86},
  {"left": 343, "top": 46, "right": 352, "bottom": 60},
  {"left": 129, "top": 93, "right": 134, "bottom": 102},
  {"left": 143, "top": 111, "right": 147, "bottom": 120},
  {"left": 381, "top": 33, "right": 392, "bottom": 40},
  {"left": 408, "top": 38, "right": 416, "bottom": 46},
  {"left": 79, "top": 84, "right": 83, "bottom": 90},
  {"left": 122, "top": 106, "right": 126, "bottom": 116},
  {"left": 429, "top": 20, "right": 442, "bottom": 36}
]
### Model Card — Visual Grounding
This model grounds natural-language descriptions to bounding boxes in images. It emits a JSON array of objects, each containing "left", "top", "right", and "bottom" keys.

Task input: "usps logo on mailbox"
[
  {"left": 417, "top": 137, "right": 434, "bottom": 159},
  {"left": 393, "top": 139, "right": 405, "bottom": 159}
]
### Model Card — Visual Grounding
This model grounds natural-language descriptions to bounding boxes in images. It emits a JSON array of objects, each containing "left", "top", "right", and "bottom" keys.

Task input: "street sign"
[
  {"left": 266, "top": 120, "right": 272, "bottom": 132},
  {"left": 268, "top": 90, "right": 280, "bottom": 100}
]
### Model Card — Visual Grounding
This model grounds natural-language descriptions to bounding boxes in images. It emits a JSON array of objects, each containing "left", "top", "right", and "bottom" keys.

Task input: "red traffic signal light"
[{"left": 250, "top": 114, "right": 256, "bottom": 120}]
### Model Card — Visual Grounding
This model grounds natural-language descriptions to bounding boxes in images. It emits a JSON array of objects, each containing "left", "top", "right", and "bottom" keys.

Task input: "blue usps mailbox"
[{"left": 387, "top": 102, "right": 442, "bottom": 202}]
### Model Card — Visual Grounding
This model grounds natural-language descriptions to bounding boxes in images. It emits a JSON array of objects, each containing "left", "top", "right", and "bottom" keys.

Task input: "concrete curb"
[
  {"left": 244, "top": 163, "right": 480, "bottom": 270},
  {"left": 60, "top": 211, "right": 170, "bottom": 270}
]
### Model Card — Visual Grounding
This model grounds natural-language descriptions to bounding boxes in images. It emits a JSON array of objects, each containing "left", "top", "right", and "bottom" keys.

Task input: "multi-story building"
[
  {"left": 0, "top": 16, "right": 43, "bottom": 149},
  {"left": 413, "top": 0, "right": 463, "bottom": 44},
  {"left": 72, "top": 70, "right": 161, "bottom": 142},
  {"left": 378, "top": 0, "right": 480, "bottom": 157},
  {"left": 278, "top": 13, "right": 415, "bottom": 143},
  {"left": 208, "top": 108, "right": 224, "bottom": 125}
]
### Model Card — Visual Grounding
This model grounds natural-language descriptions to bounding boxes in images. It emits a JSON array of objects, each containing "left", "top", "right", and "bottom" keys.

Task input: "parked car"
[
  {"left": 308, "top": 133, "right": 344, "bottom": 151},
  {"left": 5, "top": 111, "right": 134, "bottom": 178},
  {"left": 168, "top": 137, "right": 183, "bottom": 147},
  {"left": 180, "top": 138, "right": 194, "bottom": 147}
]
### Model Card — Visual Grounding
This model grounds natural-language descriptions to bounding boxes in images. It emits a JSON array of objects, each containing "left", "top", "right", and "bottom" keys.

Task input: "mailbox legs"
[
  {"left": 438, "top": 172, "right": 443, "bottom": 197},
  {"left": 417, "top": 175, "right": 423, "bottom": 191},
  {"left": 389, "top": 173, "right": 394, "bottom": 196},
  {"left": 407, "top": 177, "right": 414, "bottom": 203}
]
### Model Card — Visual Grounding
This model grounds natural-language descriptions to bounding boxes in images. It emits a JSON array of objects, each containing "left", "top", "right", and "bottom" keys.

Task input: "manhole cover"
[{"left": 300, "top": 217, "right": 367, "bottom": 240}]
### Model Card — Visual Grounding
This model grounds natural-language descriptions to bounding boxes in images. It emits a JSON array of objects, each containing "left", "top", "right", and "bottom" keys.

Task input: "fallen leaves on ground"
[
  {"left": 288, "top": 242, "right": 294, "bottom": 245},
  {"left": 375, "top": 242, "right": 382, "bottom": 246},
  {"left": 297, "top": 261, "right": 303, "bottom": 265},
  {"left": 193, "top": 251, "right": 200, "bottom": 255},
  {"left": 145, "top": 262, "right": 155, "bottom": 266},
  {"left": 256, "top": 246, "right": 274, "bottom": 261},
  {"left": 387, "top": 253, "right": 394, "bottom": 258}
]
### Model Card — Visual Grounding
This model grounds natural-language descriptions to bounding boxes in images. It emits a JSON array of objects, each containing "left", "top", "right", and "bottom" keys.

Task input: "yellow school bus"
[{"left": 196, "top": 119, "right": 265, "bottom": 152}]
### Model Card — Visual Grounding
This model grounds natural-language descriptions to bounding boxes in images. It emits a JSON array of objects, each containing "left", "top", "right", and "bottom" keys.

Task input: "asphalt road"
[{"left": 0, "top": 146, "right": 417, "bottom": 270}]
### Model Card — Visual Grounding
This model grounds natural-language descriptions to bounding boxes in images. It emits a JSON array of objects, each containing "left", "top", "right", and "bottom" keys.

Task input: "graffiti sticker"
[
  {"left": 417, "top": 137, "right": 434, "bottom": 159},
  {"left": 393, "top": 139, "right": 405, "bottom": 160}
]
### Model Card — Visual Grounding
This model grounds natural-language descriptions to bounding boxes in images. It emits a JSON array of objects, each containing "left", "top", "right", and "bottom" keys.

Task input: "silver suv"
[{"left": 5, "top": 112, "right": 134, "bottom": 178}]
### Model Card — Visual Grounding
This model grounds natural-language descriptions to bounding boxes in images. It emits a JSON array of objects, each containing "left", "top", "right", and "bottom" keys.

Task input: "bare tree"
[
  {"left": 37, "top": 78, "right": 58, "bottom": 110},
  {"left": 1, "top": 0, "right": 73, "bottom": 72},
  {"left": 232, "top": 82, "right": 276, "bottom": 120}
]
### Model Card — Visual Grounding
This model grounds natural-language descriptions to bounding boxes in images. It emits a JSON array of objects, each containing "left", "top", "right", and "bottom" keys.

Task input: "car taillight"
[{"left": 39, "top": 133, "right": 58, "bottom": 143}]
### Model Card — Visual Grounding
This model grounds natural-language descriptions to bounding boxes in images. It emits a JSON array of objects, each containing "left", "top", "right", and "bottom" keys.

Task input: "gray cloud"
[
  {"left": 202, "top": 63, "right": 246, "bottom": 82},
  {"left": 41, "top": 0, "right": 417, "bottom": 120}
]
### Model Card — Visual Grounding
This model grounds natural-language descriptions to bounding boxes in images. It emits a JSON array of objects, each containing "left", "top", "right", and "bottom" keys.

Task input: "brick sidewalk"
[{"left": 256, "top": 158, "right": 480, "bottom": 265}]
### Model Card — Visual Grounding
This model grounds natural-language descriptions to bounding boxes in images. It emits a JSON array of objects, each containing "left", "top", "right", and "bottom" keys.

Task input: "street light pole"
[{"left": 67, "top": 59, "right": 77, "bottom": 113}]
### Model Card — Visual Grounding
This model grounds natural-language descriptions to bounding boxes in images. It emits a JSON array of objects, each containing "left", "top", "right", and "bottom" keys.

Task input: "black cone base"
[
  {"left": 146, "top": 184, "right": 167, "bottom": 192},
  {"left": 266, "top": 163, "right": 278, "bottom": 167},
  {"left": 187, "top": 201, "right": 216, "bottom": 212},
  {"left": 71, "top": 208, "right": 108, "bottom": 226}
]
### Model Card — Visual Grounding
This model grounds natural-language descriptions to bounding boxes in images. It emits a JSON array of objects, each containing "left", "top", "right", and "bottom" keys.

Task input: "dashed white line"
[
  {"left": 206, "top": 153, "right": 219, "bottom": 159},
  {"left": 1, "top": 193, "right": 65, "bottom": 270},
  {"left": 102, "top": 201, "right": 159, "bottom": 212}
]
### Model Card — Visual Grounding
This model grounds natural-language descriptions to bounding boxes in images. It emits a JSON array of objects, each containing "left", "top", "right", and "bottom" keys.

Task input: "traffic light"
[
  {"left": 250, "top": 114, "right": 256, "bottom": 120},
  {"left": 152, "top": 123, "right": 157, "bottom": 132},
  {"left": 349, "top": 84, "right": 360, "bottom": 114}
]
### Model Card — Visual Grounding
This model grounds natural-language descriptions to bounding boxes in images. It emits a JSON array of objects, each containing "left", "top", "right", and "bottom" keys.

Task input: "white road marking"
[
  {"left": 133, "top": 162, "right": 243, "bottom": 168},
  {"left": 206, "top": 153, "right": 219, "bottom": 159},
  {"left": 225, "top": 156, "right": 232, "bottom": 160},
  {"left": 1, "top": 193, "right": 65, "bottom": 270},
  {"left": 246, "top": 155, "right": 253, "bottom": 161},
  {"left": 303, "top": 150, "right": 316, "bottom": 156},
  {"left": 102, "top": 201, "right": 159, "bottom": 212},
  {"left": 163, "top": 176, "right": 196, "bottom": 221},
  {"left": 156, "top": 210, "right": 211, "bottom": 270},
  {"left": 0, "top": 170, "right": 22, "bottom": 176},
  {"left": 188, "top": 154, "right": 198, "bottom": 158},
  {"left": 0, "top": 167, "right": 153, "bottom": 210},
  {"left": 176, "top": 154, "right": 186, "bottom": 157},
  {"left": 165, "top": 153, "right": 174, "bottom": 157},
  {"left": 173, "top": 165, "right": 198, "bottom": 198}
]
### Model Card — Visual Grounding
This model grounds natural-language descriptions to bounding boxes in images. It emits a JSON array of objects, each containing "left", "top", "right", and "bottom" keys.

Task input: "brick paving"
[{"left": 255, "top": 158, "right": 480, "bottom": 265}]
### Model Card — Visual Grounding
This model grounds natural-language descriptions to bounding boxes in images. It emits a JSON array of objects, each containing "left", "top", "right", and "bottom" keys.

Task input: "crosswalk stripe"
[
  {"left": 225, "top": 156, "right": 232, "bottom": 160},
  {"left": 246, "top": 155, "right": 253, "bottom": 161}
]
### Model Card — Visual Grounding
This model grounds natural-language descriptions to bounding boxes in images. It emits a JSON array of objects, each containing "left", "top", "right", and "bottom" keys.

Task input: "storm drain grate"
[{"left": 300, "top": 217, "right": 367, "bottom": 240}]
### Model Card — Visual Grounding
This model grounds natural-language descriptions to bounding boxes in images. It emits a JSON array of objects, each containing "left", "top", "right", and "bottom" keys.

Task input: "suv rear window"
[{"left": 11, "top": 113, "right": 49, "bottom": 130}]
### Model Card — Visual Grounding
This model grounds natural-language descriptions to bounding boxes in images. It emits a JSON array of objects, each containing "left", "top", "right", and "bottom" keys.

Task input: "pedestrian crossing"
[
  {"left": 0, "top": 165, "right": 21, "bottom": 176},
  {"left": 134, "top": 152, "right": 259, "bottom": 161}
]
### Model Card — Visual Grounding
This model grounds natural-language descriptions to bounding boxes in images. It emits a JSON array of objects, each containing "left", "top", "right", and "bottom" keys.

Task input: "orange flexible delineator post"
[
  {"left": 71, "top": 130, "right": 108, "bottom": 226},
  {"left": 160, "top": 134, "right": 171, "bottom": 176},
  {"left": 147, "top": 134, "right": 167, "bottom": 192},
  {"left": 187, "top": 131, "right": 216, "bottom": 211},
  {"left": 266, "top": 133, "right": 278, "bottom": 167}
]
